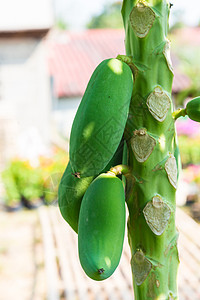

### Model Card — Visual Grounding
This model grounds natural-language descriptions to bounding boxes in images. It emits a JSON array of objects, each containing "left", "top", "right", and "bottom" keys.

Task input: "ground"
[
  {"left": 1, "top": 205, "right": 200, "bottom": 300},
  {"left": 0, "top": 209, "right": 46, "bottom": 300}
]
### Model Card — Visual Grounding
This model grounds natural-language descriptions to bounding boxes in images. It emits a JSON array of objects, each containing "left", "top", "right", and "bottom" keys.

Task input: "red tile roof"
[
  {"left": 172, "top": 27, "right": 200, "bottom": 47},
  {"left": 47, "top": 29, "right": 191, "bottom": 98}
]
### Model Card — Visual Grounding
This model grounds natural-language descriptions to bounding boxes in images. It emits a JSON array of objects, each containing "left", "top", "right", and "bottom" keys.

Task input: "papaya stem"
[
  {"left": 116, "top": 54, "right": 133, "bottom": 66},
  {"left": 116, "top": 55, "right": 137, "bottom": 78},
  {"left": 122, "top": 0, "right": 179, "bottom": 298},
  {"left": 172, "top": 108, "right": 186, "bottom": 120},
  {"left": 108, "top": 164, "right": 130, "bottom": 176}
]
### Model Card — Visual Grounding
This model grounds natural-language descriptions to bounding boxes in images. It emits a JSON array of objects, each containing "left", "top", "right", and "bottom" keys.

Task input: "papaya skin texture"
[
  {"left": 186, "top": 96, "right": 200, "bottom": 122},
  {"left": 58, "top": 139, "right": 124, "bottom": 233},
  {"left": 58, "top": 162, "right": 93, "bottom": 233},
  {"left": 69, "top": 58, "right": 133, "bottom": 177},
  {"left": 78, "top": 173, "right": 126, "bottom": 281}
]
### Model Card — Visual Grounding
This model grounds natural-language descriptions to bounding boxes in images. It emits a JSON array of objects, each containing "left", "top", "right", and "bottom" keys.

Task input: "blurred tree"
[
  {"left": 173, "top": 46, "right": 200, "bottom": 106},
  {"left": 87, "top": 1, "right": 123, "bottom": 29},
  {"left": 176, "top": 86, "right": 200, "bottom": 107},
  {"left": 55, "top": 18, "right": 69, "bottom": 30},
  {"left": 169, "top": 7, "right": 185, "bottom": 33},
  {"left": 169, "top": 21, "right": 185, "bottom": 33}
]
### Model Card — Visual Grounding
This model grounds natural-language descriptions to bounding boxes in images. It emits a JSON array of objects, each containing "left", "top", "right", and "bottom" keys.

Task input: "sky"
[
  {"left": 0, "top": 0, "right": 53, "bottom": 30},
  {"left": 54, "top": 0, "right": 200, "bottom": 29}
]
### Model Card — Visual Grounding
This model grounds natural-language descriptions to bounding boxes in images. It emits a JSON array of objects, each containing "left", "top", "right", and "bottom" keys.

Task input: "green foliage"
[
  {"left": 169, "top": 6, "right": 186, "bottom": 33},
  {"left": 175, "top": 86, "right": 200, "bottom": 107},
  {"left": 87, "top": 2, "right": 123, "bottom": 29},
  {"left": 1, "top": 168, "right": 21, "bottom": 206},
  {"left": 178, "top": 135, "right": 200, "bottom": 166},
  {"left": 170, "top": 34, "right": 200, "bottom": 106},
  {"left": 2, "top": 160, "right": 43, "bottom": 205},
  {"left": 169, "top": 21, "right": 185, "bottom": 34},
  {"left": 1, "top": 148, "right": 67, "bottom": 207},
  {"left": 55, "top": 18, "right": 68, "bottom": 30}
]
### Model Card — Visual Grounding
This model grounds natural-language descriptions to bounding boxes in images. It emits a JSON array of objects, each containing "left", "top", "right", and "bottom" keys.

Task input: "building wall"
[
  {"left": 0, "top": 37, "right": 51, "bottom": 166},
  {"left": 52, "top": 97, "right": 81, "bottom": 140}
]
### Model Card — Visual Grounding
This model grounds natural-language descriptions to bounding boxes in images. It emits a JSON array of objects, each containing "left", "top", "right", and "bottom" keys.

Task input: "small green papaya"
[
  {"left": 78, "top": 173, "right": 126, "bottom": 281},
  {"left": 69, "top": 58, "right": 133, "bottom": 177},
  {"left": 186, "top": 96, "right": 200, "bottom": 122}
]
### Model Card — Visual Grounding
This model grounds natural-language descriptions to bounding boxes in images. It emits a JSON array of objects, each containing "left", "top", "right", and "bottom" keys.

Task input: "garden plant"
[
  {"left": 58, "top": 1, "right": 200, "bottom": 299},
  {"left": 2, "top": 149, "right": 66, "bottom": 208}
]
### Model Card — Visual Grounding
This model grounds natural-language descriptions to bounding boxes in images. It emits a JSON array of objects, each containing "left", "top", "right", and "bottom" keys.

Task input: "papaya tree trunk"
[{"left": 121, "top": 1, "right": 179, "bottom": 299}]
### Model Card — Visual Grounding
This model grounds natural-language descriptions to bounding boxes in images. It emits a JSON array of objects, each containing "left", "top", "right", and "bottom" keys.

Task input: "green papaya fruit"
[
  {"left": 78, "top": 173, "right": 126, "bottom": 281},
  {"left": 58, "top": 140, "right": 124, "bottom": 233},
  {"left": 69, "top": 58, "right": 133, "bottom": 177},
  {"left": 100, "top": 138, "right": 124, "bottom": 175},
  {"left": 186, "top": 96, "right": 200, "bottom": 122},
  {"left": 58, "top": 162, "right": 94, "bottom": 233}
]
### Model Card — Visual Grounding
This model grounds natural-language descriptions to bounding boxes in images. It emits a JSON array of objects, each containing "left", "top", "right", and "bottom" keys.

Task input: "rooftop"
[
  {"left": 172, "top": 26, "right": 200, "bottom": 46},
  {"left": 47, "top": 29, "right": 192, "bottom": 98}
]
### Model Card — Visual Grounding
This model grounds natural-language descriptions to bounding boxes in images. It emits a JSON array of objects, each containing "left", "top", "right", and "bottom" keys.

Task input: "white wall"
[
  {"left": 0, "top": 37, "right": 51, "bottom": 163},
  {"left": 52, "top": 97, "right": 81, "bottom": 140}
]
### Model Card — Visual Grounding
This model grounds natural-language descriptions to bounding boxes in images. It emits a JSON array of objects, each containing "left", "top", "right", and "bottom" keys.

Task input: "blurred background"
[{"left": 0, "top": 0, "right": 200, "bottom": 299}]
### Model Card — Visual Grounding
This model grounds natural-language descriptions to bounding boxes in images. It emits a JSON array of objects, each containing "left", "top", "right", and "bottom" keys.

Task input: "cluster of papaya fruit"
[{"left": 58, "top": 58, "right": 134, "bottom": 280}]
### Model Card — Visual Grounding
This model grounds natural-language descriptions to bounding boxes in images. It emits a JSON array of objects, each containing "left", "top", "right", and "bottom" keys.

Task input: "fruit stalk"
[{"left": 121, "top": 0, "right": 179, "bottom": 298}]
